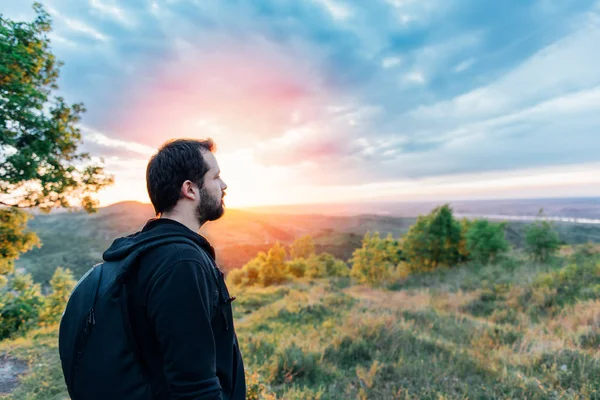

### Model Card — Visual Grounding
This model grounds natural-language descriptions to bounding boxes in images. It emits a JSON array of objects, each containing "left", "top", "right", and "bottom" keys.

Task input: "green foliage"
[
  {"left": 0, "top": 3, "right": 113, "bottom": 212},
  {"left": 465, "top": 219, "right": 509, "bottom": 264},
  {"left": 526, "top": 211, "right": 561, "bottom": 263},
  {"left": 289, "top": 235, "right": 315, "bottom": 260},
  {"left": 350, "top": 232, "right": 402, "bottom": 285},
  {"left": 5, "top": 249, "right": 600, "bottom": 399},
  {"left": 0, "top": 272, "right": 44, "bottom": 339},
  {"left": 402, "top": 204, "right": 462, "bottom": 272},
  {"left": 38, "top": 267, "right": 75, "bottom": 326},
  {"left": 229, "top": 243, "right": 349, "bottom": 288},
  {"left": 0, "top": 208, "right": 40, "bottom": 275},
  {"left": 286, "top": 258, "right": 307, "bottom": 278}
]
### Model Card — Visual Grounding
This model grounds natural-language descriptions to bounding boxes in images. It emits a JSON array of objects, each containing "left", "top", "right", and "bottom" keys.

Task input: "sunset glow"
[{"left": 4, "top": 0, "right": 600, "bottom": 208}]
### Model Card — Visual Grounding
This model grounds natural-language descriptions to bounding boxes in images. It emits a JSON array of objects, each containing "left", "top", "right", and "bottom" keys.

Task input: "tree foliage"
[
  {"left": 289, "top": 235, "right": 315, "bottom": 260},
  {"left": 260, "top": 242, "right": 288, "bottom": 286},
  {"left": 465, "top": 219, "right": 509, "bottom": 264},
  {"left": 350, "top": 232, "right": 402, "bottom": 285},
  {"left": 0, "top": 3, "right": 113, "bottom": 275},
  {"left": 39, "top": 266, "right": 75, "bottom": 326},
  {"left": 0, "top": 271, "right": 44, "bottom": 339},
  {"left": 0, "top": 3, "right": 113, "bottom": 212},
  {"left": 526, "top": 210, "right": 561, "bottom": 263},
  {"left": 402, "top": 205, "right": 462, "bottom": 272},
  {"left": 0, "top": 208, "right": 40, "bottom": 274}
]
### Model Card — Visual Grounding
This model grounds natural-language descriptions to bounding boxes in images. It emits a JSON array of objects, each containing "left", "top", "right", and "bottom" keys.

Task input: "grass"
[{"left": 2, "top": 248, "right": 600, "bottom": 399}]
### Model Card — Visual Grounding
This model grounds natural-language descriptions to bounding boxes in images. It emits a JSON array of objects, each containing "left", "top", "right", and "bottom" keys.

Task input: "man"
[{"left": 102, "top": 138, "right": 246, "bottom": 399}]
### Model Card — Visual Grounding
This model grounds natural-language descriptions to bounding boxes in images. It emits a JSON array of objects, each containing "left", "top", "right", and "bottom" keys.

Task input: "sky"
[{"left": 3, "top": 0, "right": 600, "bottom": 208}]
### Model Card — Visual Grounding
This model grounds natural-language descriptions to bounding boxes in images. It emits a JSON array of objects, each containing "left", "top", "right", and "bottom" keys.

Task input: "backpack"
[
  {"left": 58, "top": 238, "right": 206, "bottom": 399},
  {"left": 58, "top": 260, "right": 155, "bottom": 399}
]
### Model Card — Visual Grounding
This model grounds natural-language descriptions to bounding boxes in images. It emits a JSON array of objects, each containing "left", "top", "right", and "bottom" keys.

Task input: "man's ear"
[{"left": 180, "top": 180, "right": 198, "bottom": 200}]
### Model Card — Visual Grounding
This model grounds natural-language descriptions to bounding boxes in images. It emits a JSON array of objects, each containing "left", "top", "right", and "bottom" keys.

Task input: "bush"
[
  {"left": 226, "top": 268, "right": 245, "bottom": 287},
  {"left": 39, "top": 267, "right": 76, "bottom": 326},
  {"left": 350, "top": 232, "right": 402, "bottom": 285},
  {"left": 286, "top": 258, "right": 307, "bottom": 278},
  {"left": 260, "top": 243, "right": 289, "bottom": 286},
  {"left": 525, "top": 211, "right": 560, "bottom": 263},
  {"left": 465, "top": 220, "right": 509, "bottom": 264},
  {"left": 0, "top": 272, "right": 44, "bottom": 339},
  {"left": 289, "top": 235, "right": 315, "bottom": 260},
  {"left": 402, "top": 204, "right": 462, "bottom": 272}
]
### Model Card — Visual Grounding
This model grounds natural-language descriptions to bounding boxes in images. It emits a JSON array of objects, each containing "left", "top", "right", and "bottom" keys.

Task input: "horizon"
[{"left": 2, "top": 1, "right": 600, "bottom": 207}]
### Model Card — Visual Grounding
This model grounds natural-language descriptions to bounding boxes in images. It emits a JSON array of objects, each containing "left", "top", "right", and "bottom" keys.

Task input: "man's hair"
[{"left": 146, "top": 138, "right": 216, "bottom": 216}]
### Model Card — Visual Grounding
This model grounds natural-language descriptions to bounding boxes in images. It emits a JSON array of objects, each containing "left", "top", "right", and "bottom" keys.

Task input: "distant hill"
[
  {"left": 15, "top": 199, "right": 600, "bottom": 285},
  {"left": 245, "top": 197, "right": 600, "bottom": 219}
]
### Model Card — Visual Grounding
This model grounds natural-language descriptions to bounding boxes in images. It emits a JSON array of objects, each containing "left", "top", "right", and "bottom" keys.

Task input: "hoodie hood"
[{"left": 102, "top": 219, "right": 216, "bottom": 279}]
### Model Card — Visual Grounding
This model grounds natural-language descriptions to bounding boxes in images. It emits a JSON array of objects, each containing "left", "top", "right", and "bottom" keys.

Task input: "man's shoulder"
[{"left": 144, "top": 241, "right": 217, "bottom": 279}]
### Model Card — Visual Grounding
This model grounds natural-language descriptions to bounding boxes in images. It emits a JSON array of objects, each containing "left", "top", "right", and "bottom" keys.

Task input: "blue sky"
[{"left": 2, "top": 0, "right": 600, "bottom": 207}]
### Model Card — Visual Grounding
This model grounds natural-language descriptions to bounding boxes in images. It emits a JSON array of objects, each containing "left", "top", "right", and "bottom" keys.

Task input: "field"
[{"left": 2, "top": 246, "right": 600, "bottom": 399}]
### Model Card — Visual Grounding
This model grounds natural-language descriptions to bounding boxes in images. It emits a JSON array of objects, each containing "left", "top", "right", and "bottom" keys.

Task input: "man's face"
[{"left": 196, "top": 151, "right": 227, "bottom": 223}]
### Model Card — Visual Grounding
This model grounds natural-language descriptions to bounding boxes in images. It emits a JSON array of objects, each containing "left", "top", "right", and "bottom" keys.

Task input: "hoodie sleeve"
[{"left": 147, "top": 259, "right": 223, "bottom": 400}]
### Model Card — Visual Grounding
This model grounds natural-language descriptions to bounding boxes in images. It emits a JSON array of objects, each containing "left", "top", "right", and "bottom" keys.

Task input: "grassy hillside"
[
  {"left": 2, "top": 247, "right": 600, "bottom": 399},
  {"left": 15, "top": 202, "right": 600, "bottom": 287}
]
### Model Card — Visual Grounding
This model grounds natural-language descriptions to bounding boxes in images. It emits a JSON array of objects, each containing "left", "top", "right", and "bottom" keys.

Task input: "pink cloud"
[{"left": 105, "top": 40, "right": 330, "bottom": 150}]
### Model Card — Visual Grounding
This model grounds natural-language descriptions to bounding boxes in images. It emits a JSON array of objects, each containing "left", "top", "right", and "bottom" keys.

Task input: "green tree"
[
  {"left": 465, "top": 219, "right": 509, "bottom": 264},
  {"left": 526, "top": 211, "right": 560, "bottom": 263},
  {"left": 350, "top": 232, "right": 402, "bottom": 285},
  {"left": 402, "top": 205, "right": 462, "bottom": 272},
  {"left": 0, "top": 3, "right": 113, "bottom": 272},
  {"left": 290, "top": 235, "right": 315, "bottom": 260},
  {"left": 38, "top": 267, "right": 75, "bottom": 326},
  {"left": 0, "top": 271, "right": 44, "bottom": 339}
]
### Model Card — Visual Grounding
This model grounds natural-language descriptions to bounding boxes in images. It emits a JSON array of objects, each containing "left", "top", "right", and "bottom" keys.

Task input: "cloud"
[{"left": 1, "top": 0, "right": 599, "bottom": 202}]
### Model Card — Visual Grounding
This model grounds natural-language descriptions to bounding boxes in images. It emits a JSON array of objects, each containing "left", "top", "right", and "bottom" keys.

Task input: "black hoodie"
[{"left": 103, "top": 218, "right": 246, "bottom": 400}]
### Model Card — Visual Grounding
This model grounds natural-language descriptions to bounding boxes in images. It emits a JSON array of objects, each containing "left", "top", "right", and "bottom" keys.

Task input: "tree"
[
  {"left": 39, "top": 267, "right": 76, "bottom": 326},
  {"left": 402, "top": 204, "right": 462, "bottom": 272},
  {"left": 0, "top": 4, "right": 113, "bottom": 271},
  {"left": 526, "top": 210, "right": 560, "bottom": 263},
  {"left": 0, "top": 208, "right": 40, "bottom": 274},
  {"left": 0, "top": 271, "right": 44, "bottom": 339},
  {"left": 465, "top": 219, "right": 509, "bottom": 264},
  {"left": 289, "top": 235, "right": 315, "bottom": 260},
  {"left": 285, "top": 258, "right": 307, "bottom": 278},
  {"left": 259, "top": 242, "right": 288, "bottom": 286},
  {"left": 350, "top": 232, "right": 402, "bottom": 285}
]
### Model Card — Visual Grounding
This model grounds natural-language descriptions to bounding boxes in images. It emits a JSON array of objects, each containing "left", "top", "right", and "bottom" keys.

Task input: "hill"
[
  {"left": 15, "top": 200, "right": 600, "bottom": 285},
  {"left": 3, "top": 248, "right": 600, "bottom": 399}
]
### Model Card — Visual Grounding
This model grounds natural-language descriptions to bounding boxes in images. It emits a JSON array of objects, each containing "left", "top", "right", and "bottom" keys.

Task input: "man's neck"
[{"left": 160, "top": 210, "right": 203, "bottom": 233}]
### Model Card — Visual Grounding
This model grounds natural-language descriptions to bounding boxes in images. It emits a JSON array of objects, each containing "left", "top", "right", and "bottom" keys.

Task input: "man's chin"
[{"left": 208, "top": 205, "right": 225, "bottom": 221}]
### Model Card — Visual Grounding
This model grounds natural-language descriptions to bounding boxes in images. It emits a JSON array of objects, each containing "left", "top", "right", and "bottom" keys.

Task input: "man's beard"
[{"left": 195, "top": 187, "right": 224, "bottom": 224}]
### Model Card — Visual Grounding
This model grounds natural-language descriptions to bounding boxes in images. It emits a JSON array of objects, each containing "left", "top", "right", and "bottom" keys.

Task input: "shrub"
[
  {"left": 289, "top": 235, "right": 315, "bottom": 260},
  {"left": 259, "top": 242, "right": 289, "bottom": 286},
  {"left": 525, "top": 211, "right": 560, "bottom": 263},
  {"left": 0, "top": 272, "right": 44, "bottom": 339},
  {"left": 226, "top": 268, "right": 245, "bottom": 287},
  {"left": 39, "top": 267, "right": 76, "bottom": 326},
  {"left": 465, "top": 220, "right": 509, "bottom": 264},
  {"left": 350, "top": 232, "right": 402, "bottom": 285},
  {"left": 286, "top": 258, "right": 307, "bottom": 278},
  {"left": 402, "top": 204, "right": 462, "bottom": 272}
]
